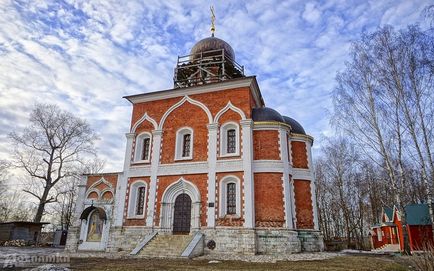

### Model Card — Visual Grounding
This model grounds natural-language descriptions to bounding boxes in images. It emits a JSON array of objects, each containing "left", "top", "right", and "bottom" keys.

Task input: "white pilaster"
[
  {"left": 114, "top": 133, "right": 135, "bottom": 226},
  {"left": 307, "top": 141, "right": 319, "bottom": 230},
  {"left": 241, "top": 119, "right": 255, "bottom": 228},
  {"left": 279, "top": 128, "right": 294, "bottom": 229},
  {"left": 207, "top": 123, "right": 218, "bottom": 228},
  {"left": 73, "top": 176, "right": 88, "bottom": 227},
  {"left": 146, "top": 129, "right": 163, "bottom": 226}
]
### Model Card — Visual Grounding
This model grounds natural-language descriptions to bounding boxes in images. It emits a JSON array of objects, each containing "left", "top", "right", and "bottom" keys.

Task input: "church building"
[{"left": 66, "top": 29, "right": 324, "bottom": 256}]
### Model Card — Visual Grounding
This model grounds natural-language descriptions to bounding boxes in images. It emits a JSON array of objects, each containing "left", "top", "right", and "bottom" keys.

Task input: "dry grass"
[
  {"left": 70, "top": 255, "right": 409, "bottom": 271},
  {"left": 407, "top": 243, "right": 434, "bottom": 271}
]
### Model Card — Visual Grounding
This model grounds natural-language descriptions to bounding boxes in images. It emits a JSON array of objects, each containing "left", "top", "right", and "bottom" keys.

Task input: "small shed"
[{"left": 0, "top": 221, "right": 49, "bottom": 245}]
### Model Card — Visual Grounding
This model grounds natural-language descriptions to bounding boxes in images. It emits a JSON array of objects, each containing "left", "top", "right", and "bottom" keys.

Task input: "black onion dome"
[
  {"left": 252, "top": 107, "right": 284, "bottom": 123},
  {"left": 283, "top": 116, "right": 306, "bottom": 135},
  {"left": 190, "top": 36, "right": 235, "bottom": 60}
]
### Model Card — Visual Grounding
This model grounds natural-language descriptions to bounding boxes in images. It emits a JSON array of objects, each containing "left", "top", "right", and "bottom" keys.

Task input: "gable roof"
[
  {"left": 383, "top": 207, "right": 394, "bottom": 221},
  {"left": 405, "top": 204, "right": 432, "bottom": 226}
]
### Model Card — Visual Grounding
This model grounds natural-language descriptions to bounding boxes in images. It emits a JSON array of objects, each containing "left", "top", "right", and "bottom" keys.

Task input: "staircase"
[
  {"left": 139, "top": 234, "right": 194, "bottom": 258},
  {"left": 374, "top": 244, "right": 400, "bottom": 252}
]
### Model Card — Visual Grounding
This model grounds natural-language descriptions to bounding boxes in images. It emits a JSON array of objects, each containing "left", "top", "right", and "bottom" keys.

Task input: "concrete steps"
[
  {"left": 139, "top": 234, "right": 193, "bottom": 257},
  {"left": 374, "top": 244, "right": 400, "bottom": 252}
]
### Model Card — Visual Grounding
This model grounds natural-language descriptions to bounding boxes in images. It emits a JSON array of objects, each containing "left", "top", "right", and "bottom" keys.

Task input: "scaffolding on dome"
[{"left": 173, "top": 48, "right": 245, "bottom": 88}]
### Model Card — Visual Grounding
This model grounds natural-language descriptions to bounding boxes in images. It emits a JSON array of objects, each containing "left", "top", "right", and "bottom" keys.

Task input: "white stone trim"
[
  {"left": 279, "top": 128, "right": 294, "bottom": 229},
  {"left": 123, "top": 133, "right": 135, "bottom": 172},
  {"left": 219, "top": 122, "right": 240, "bottom": 157},
  {"left": 214, "top": 101, "right": 246, "bottom": 122},
  {"left": 218, "top": 175, "right": 242, "bottom": 218},
  {"left": 85, "top": 188, "right": 100, "bottom": 200},
  {"left": 159, "top": 178, "right": 201, "bottom": 232},
  {"left": 133, "top": 132, "right": 152, "bottom": 163},
  {"left": 241, "top": 119, "right": 255, "bottom": 228},
  {"left": 127, "top": 180, "right": 147, "bottom": 219},
  {"left": 131, "top": 112, "right": 158, "bottom": 132},
  {"left": 88, "top": 177, "right": 113, "bottom": 190},
  {"left": 146, "top": 129, "right": 163, "bottom": 226},
  {"left": 207, "top": 123, "right": 218, "bottom": 228},
  {"left": 159, "top": 95, "right": 213, "bottom": 129},
  {"left": 174, "top": 127, "right": 194, "bottom": 161}
]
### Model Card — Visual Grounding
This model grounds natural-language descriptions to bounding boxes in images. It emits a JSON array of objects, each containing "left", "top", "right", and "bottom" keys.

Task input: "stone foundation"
[
  {"left": 68, "top": 226, "right": 323, "bottom": 255},
  {"left": 297, "top": 230, "right": 324, "bottom": 252},
  {"left": 256, "top": 229, "right": 300, "bottom": 254},
  {"left": 202, "top": 228, "right": 256, "bottom": 255}
]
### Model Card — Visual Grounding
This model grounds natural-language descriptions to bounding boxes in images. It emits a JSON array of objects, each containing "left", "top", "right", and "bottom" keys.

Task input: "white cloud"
[{"left": 0, "top": 0, "right": 431, "bottom": 178}]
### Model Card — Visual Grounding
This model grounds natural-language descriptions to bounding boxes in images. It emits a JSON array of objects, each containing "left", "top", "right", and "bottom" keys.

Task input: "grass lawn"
[{"left": 70, "top": 255, "right": 410, "bottom": 271}]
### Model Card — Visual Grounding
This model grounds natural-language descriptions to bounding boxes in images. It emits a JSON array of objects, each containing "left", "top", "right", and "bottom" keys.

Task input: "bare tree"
[
  {"left": 9, "top": 103, "right": 98, "bottom": 222},
  {"left": 333, "top": 25, "right": 434, "bottom": 253}
]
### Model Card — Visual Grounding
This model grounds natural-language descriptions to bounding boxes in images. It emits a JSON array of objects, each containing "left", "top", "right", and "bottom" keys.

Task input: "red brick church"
[{"left": 66, "top": 31, "right": 323, "bottom": 256}]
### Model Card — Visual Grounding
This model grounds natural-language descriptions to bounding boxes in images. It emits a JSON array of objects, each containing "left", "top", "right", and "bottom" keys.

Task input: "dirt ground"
[{"left": 69, "top": 255, "right": 410, "bottom": 271}]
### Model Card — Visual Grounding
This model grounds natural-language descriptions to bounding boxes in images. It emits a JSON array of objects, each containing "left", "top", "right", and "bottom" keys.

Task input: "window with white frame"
[
  {"left": 220, "top": 122, "right": 240, "bottom": 156},
  {"left": 134, "top": 133, "right": 152, "bottom": 162},
  {"left": 128, "top": 181, "right": 147, "bottom": 218},
  {"left": 175, "top": 127, "right": 193, "bottom": 160},
  {"left": 219, "top": 176, "right": 241, "bottom": 217}
]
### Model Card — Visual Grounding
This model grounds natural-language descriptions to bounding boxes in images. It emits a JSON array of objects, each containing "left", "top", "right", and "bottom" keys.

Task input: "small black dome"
[
  {"left": 190, "top": 36, "right": 235, "bottom": 60},
  {"left": 283, "top": 116, "right": 306, "bottom": 134},
  {"left": 252, "top": 107, "right": 284, "bottom": 123}
]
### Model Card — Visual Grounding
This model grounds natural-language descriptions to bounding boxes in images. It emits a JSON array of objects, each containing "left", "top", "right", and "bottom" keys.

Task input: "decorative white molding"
[
  {"left": 133, "top": 132, "right": 152, "bottom": 163},
  {"left": 292, "top": 168, "right": 314, "bottom": 180},
  {"left": 158, "top": 95, "right": 213, "bottom": 129},
  {"left": 214, "top": 101, "right": 246, "bottom": 123},
  {"left": 127, "top": 180, "right": 148, "bottom": 219},
  {"left": 218, "top": 175, "right": 242, "bottom": 218},
  {"left": 146, "top": 129, "right": 163, "bottom": 226},
  {"left": 88, "top": 177, "right": 113, "bottom": 190},
  {"left": 131, "top": 113, "right": 158, "bottom": 132},
  {"left": 279, "top": 128, "right": 294, "bottom": 229},
  {"left": 240, "top": 119, "right": 255, "bottom": 228},
  {"left": 252, "top": 160, "right": 284, "bottom": 172},
  {"left": 174, "top": 127, "right": 194, "bottom": 161},
  {"left": 219, "top": 122, "right": 240, "bottom": 157},
  {"left": 207, "top": 123, "right": 218, "bottom": 228}
]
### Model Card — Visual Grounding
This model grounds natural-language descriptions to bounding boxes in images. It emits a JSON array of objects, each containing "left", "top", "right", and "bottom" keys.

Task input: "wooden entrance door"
[{"left": 173, "top": 193, "right": 192, "bottom": 234}]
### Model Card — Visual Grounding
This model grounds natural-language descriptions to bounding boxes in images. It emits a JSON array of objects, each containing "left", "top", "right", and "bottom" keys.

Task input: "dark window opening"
[
  {"left": 227, "top": 129, "right": 236, "bottom": 153},
  {"left": 227, "top": 183, "right": 236, "bottom": 214},
  {"left": 136, "top": 186, "right": 146, "bottom": 216},
  {"left": 142, "top": 138, "right": 150, "bottom": 160},
  {"left": 182, "top": 134, "right": 191, "bottom": 157}
]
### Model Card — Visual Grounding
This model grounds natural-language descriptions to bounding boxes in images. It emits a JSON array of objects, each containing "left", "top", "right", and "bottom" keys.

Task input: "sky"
[{"left": 0, "top": 0, "right": 432, "bottom": 173}]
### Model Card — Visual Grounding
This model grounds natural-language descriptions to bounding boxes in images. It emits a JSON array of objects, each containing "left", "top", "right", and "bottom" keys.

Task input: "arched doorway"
[
  {"left": 159, "top": 178, "right": 201, "bottom": 233},
  {"left": 173, "top": 193, "right": 191, "bottom": 234}
]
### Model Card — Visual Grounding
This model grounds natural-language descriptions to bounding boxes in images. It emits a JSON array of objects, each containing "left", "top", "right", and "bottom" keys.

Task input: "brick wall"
[
  {"left": 253, "top": 130, "right": 280, "bottom": 160},
  {"left": 291, "top": 141, "right": 308, "bottom": 169},
  {"left": 293, "top": 179, "right": 314, "bottom": 229},
  {"left": 254, "top": 173, "right": 285, "bottom": 227}
]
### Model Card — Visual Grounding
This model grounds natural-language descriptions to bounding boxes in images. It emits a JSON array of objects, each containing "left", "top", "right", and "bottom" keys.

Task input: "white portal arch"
[
  {"left": 159, "top": 96, "right": 213, "bottom": 129},
  {"left": 159, "top": 177, "right": 201, "bottom": 232}
]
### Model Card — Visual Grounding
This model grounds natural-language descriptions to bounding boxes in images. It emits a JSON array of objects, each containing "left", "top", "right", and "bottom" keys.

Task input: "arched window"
[
  {"left": 219, "top": 176, "right": 241, "bottom": 217},
  {"left": 127, "top": 181, "right": 147, "bottom": 218},
  {"left": 220, "top": 122, "right": 240, "bottom": 157},
  {"left": 87, "top": 210, "right": 103, "bottom": 242},
  {"left": 134, "top": 133, "right": 152, "bottom": 162},
  {"left": 175, "top": 127, "right": 193, "bottom": 160}
]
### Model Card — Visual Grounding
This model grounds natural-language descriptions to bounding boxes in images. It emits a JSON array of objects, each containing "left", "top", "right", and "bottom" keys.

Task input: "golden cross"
[{"left": 210, "top": 6, "right": 216, "bottom": 36}]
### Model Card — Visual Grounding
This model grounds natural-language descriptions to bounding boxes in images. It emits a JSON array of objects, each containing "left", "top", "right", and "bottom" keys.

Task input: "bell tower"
[{"left": 173, "top": 8, "right": 245, "bottom": 88}]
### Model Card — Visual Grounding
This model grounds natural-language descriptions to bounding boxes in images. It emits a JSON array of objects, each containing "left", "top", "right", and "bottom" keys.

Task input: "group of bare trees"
[
  {"left": 1, "top": 104, "right": 103, "bottom": 231},
  {"left": 316, "top": 24, "right": 434, "bottom": 251}
]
